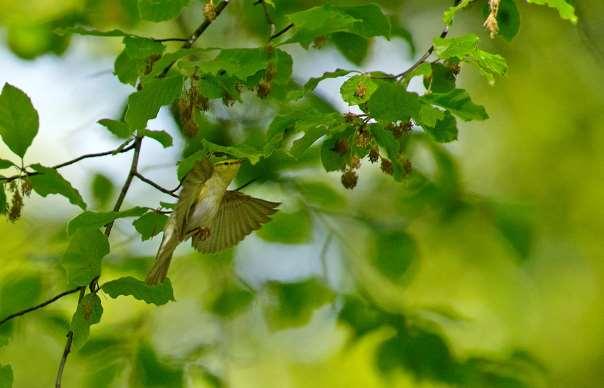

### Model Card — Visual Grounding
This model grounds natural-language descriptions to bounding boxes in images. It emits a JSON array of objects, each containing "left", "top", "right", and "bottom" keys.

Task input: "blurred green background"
[{"left": 1, "top": 0, "right": 603, "bottom": 387}]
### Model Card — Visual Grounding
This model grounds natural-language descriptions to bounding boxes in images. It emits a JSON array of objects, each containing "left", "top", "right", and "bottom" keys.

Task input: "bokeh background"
[{"left": 1, "top": 0, "right": 603, "bottom": 387}]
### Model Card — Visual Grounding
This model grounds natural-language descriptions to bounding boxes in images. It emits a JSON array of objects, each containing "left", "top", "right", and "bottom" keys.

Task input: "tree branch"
[
  {"left": 393, "top": 26, "right": 449, "bottom": 79},
  {"left": 134, "top": 172, "right": 179, "bottom": 198},
  {"left": 0, "top": 286, "right": 82, "bottom": 327},
  {"left": 159, "top": 0, "right": 230, "bottom": 77},
  {"left": 270, "top": 23, "right": 294, "bottom": 41},
  {"left": 54, "top": 136, "right": 144, "bottom": 388},
  {"left": 1, "top": 142, "right": 136, "bottom": 183}
]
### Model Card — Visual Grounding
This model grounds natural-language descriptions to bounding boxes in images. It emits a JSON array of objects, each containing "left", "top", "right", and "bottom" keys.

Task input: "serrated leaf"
[
  {"left": 114, "top": 37, "right": 166, "bottom": 85},
  {"left": 144, "top": 129, "right": 173, "bottom": 148},
  {"left": 68, "top": 207, "right": 148, "bottom": 235},
  {"left": 366, "top": 82, "right": 421, "bottom": 123},
  {"left": 0, "top": 83, "right": 39, "bottom": 158},
  {"left": 71, "top": 294, "right": 103, "bottom": 349},
  {"left": 289, "top": 69, "right": 355, "bottom": 100},
  {"left": 425, "top": 89, "right": 488, "bottom": 121},
  {"left": 0, "top": 364, "right": 13, "bottom": 388},
  {"left": 98, "top": 119, "right": 133, "bottom": 138},
  {"left": 125, "top": 75, "right": 184, "bottom": 130},
  {"left": 30, "top": 164, "right": 87, "bottom": 209},
  {"left": 285, "top": 5, "right": 360, "bottom": 47},
  {"left": 526, "top": 0, "right": 577, "bottom": 23},
  {"left": 340, "top": 74, "right": 379, "bottom": 106},
  {"left": 433, "top": 34, "right": 507, "bottom": 82},
  {"left": 133, "top": 211, "right": 168, "bottom": 240},
  {"left": 256, "top": 208, "right": 312, "bottom": 244},
  {"left": 424, "top": 111, "right": 458, "bottom": 143},
  {"left": 102, "top": 276, "right": 174, "bottom": 305},
  {"left": 138, "top": 0, "right": 189, "bottom": 22},
  {"left": 62, "top": 229, "right": 110, "bottom": 287},
  {"left": 264, "top": 278, "right": 334, "bottom": 330}
]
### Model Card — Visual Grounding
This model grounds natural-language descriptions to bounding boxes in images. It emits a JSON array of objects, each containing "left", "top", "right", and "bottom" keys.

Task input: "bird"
[{"left": 145, "top": 158, "right": 279, "bottom": 285}]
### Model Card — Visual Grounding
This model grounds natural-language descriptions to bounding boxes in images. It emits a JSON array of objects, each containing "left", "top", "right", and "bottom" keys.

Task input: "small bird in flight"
[{"left": 146, "top": 158, "right": 279, "bottom": 284}]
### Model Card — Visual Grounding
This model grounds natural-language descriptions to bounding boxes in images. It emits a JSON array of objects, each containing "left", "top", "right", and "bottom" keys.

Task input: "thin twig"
[
  {"left": 153, "top": 37, "right": 189, "bottom": 42},
  {"left": 54, "top": 287, "right": 85, "bottom": 388},
  {"left": 134, "top": 172, "right": 179, "bottom": 198},
  {"left": 235, "top": 178, "right": 258, "bottom": 192},
  {"left": 159, "top": 0, "right": 231, "bottom": 77},
  {"left": 393, "top": 26, "right": 449, "bottom": 80},
  {"left": 270, "top": 23, "right": 293, "bottom": 41},
  {"left": 1, "top": 142, "right": 136, "bottom": 183},
  {"left": 256, "top": 0, "right": 275, "bottom": 36},
  {"left": 0, "top": 286, "right": 81, "bottom": 327}
]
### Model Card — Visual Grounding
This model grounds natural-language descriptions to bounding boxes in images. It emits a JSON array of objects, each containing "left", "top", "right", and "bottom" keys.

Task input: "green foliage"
[
  {"left": 62, "top": 229, "right": 110, "bottom": 287},
  {"left": 371, "top": 230, "right": 418, "bottom": 282},
  {"left": 0, "top": 83, "right": 39, "bottom": 158},
  {"left": 137, "top": 0, "right": 189, "bottom": 22},
  {"left": 132, "top": 343, "right": 183, "bottom": 388},
  {"left": 492, "top": 0, "right": 520, "bottom": 41},
  {"left": 133, "top": 211, "right": 169, "bottom": 240},
  {"left": 68, "top": 207, "right": 148, "bottom": 235},
  {"left": 295, "top": 180, "right": 347, "bottom": 211},
  {"left": 366, "top": 83, "right": 420, "bottom": 123},
  {"left": 209, "top": 284, "right": 254, "bottom": 318},
  {"left": 125, "top": 75, "right": 184, "bottom": 130},
  {"left": 526, "top": 0, "right": 577, "bottom": 23},
  {"left": 289, "top": 69, "right": 355, "bottom": 100},
  {"left": 256, "top": 208, "right": 312, "bottom": 244},
  {"left": 0, "top": 365, "right": 12, "bottom": 388},
  {"left": 340, "top": 74, "right": 378, "bottom": 105},
  {"left": 71, "top": 294, "right": 103, "bottom": 349},
  {"left": 102, "top": 277, "right": 174, "bottom": 305},
  {"left": 98, "top": 119, "right": 132, "bottom": 139},
  {"left": 29, "top": 164, "right": 87, "bottom": 209},
  {"left": 143, "top": 129, "right": 173, "bottom": 148},
  {"left": 264, "top": 277, "right": 334, "bottom": 330},
  {"left": 91, "top": 173, "right": 114, "bottom": 209},
  {"left": 0, "top": 274, "right": 42, "bottom": 320},
  {"left": 425, "top": 89, "right": 488, "bottom": 122}
]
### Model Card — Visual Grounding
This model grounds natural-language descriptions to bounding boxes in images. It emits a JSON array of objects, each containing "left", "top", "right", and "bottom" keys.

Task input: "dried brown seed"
[
  {"left": 380, "top": 158, "right": 393, "bottom": 175},
  {"left": 341, "top": 169, "right": 358, "bottom": 190}
]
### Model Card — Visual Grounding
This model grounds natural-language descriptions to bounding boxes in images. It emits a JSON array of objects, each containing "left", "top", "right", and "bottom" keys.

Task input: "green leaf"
[
  {"left": 0, "top": 274, "right": 42, "bottom": 318},
  {"left": 143, "top": 129, "right": 173, "bottom": 148},
  {"left": 177, "top": 150, "right": 205, "bottom": 180},
  {"left": 91, "top": 173, "right": 114, "bottom": 209},
  {"left": 428, "top": 63, "right": 456, "bottom": 93},
  {"left": 102, "top": 276, "right": 174, "bottom": 305},
  {"left": 489, "top": 0, "right": 520, "bottom": 41},
  {"left": 0, "top": 83, "right": 39, "bottom": 158},
  {"left": 56, "top": 27, "right": 132, "bottom": 37},
  {"left": 114, "top": 37, "right": 166, "bottom": 85},
  {"left": 433, "top": 34, "right": 508, "bottom": 82},
  {"left": 125, "top": 75, "right": 184, "bottom": 130},
  {"left": 62, "top": 228, "right": 110, "bottom": 287},
  {"left": 68, "top": 207, "right": 148, "bottom": 235},
  {"left": 296, "top": 180, "right": 347, "bottom": 211},
  {"left": 285, "top": 5, "right": 360, "bottom": 47},
  {"left": 202, "top": 140, "right": 267, "bottom": 165},
  {"left": 202, "top": 48, "right": 271, "bottom": 80},
  {"left": 133, "top": 211, "right": 169, "bottom": 241},
  {"left": 132, "top": 343, "right": 183, "bottom": 388},
  {"left": 137, "top": 0, "right": 189, "bottom": 22},
  {"left": 209, "top": 285, "right": 254, "bottom": 318},
  {"left": 30, "top": 164, "right": 87, "bottom": 209},
  {"left": 289, "top": 69, "right": 355, "bottom": 100},
  {"left": 372, "top": 230, "right": 418, "bottom": 282},
  {"left": 526, "top": 0, "right": 577, "bottom": 23},
  {"left": 340, "top": 74, "right": 379, "bottom": 106},
  {"left": 320, "top": 128, "right": 353, "bottom": 172},
  {"left": 0, "top": 365, "right": 13, "bottom": 388},
  {"left": 71, "top": 294, "right": 103, "bottom": 349},
  {"left": 416, "top": 101, "right": 445, "bottom": 128},
  {"left": 424, "top": 111, "right": 458, "bottom": 143},
  {"left": 256, "top": 208, "right": 312, "bottom": 244},
  {"left": 337, "top": 4, "right": 391, "bottom": 38},
  {"left": 0, "top": 159, "right": 16, "bottom": 169},
  {"left": 264, "top": 278, "right": 334, "bottom": 330},
  {"left": 332, "top": 32, "right": 368, "bottom": 65},
  {"left": 366, "top": 82, "right": 421, "bottom": 123},
  {"left": 98, "top": 119, "right": 133, "bottom": 139},
  {"left": 443, "top": 0, "right": 474, "bottom": 26},
  {"left": 489, "top": 202, "right": 535, "bottom": 261},
  {"left": 289, "top": 113, "right": 342, "bottom": 158},
  {"left": 425, "top": 89, "right": 488, "bottom": 121}
]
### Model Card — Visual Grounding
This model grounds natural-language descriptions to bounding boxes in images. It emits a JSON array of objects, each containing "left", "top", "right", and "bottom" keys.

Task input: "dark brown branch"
[
  {"left": 134, "top": 172, "right": 179, "bottom": 198},
  {"left": 54, "top": 287, "right": 85, "bottom": 388},
  {"left": 1, "top": 142, "right": 136, "bottom": 183},
  {"left": 270, "top": 23, "right": 293, "bottom": 41},
  {"left": 0, "top": 286, "right": 81, "bottom": 327},
  {"left": 159, "top": 0, "right": 230, "bottom": 77}
]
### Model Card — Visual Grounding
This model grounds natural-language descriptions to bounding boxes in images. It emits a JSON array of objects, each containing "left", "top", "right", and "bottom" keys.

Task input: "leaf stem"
[
  {"left": 54, "top": 287, "right": 85, "bottom": 388},
  {"left": 270, "top": 23, "right": 294, "bottom": 41},
  {"left": 134, "top": 172, "right": 179, "bottom": 198}
]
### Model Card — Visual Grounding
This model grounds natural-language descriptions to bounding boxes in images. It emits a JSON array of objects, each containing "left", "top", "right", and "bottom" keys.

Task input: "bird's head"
[{"left": 213, "top": 159, "right": 242, "bottom": 182}]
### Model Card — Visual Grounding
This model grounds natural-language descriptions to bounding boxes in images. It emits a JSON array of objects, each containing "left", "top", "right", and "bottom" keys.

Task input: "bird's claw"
[{"left": 195, "top": 227, "right": 211, "bottom": 240}]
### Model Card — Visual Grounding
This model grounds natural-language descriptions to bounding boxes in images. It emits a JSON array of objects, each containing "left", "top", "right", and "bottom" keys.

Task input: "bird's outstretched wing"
[
  {"left": 192, "top": 191, "right": 279, "bottom": 253},
  {"left": 173, "top": 158, "right": 214, "bottom": 239}
]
